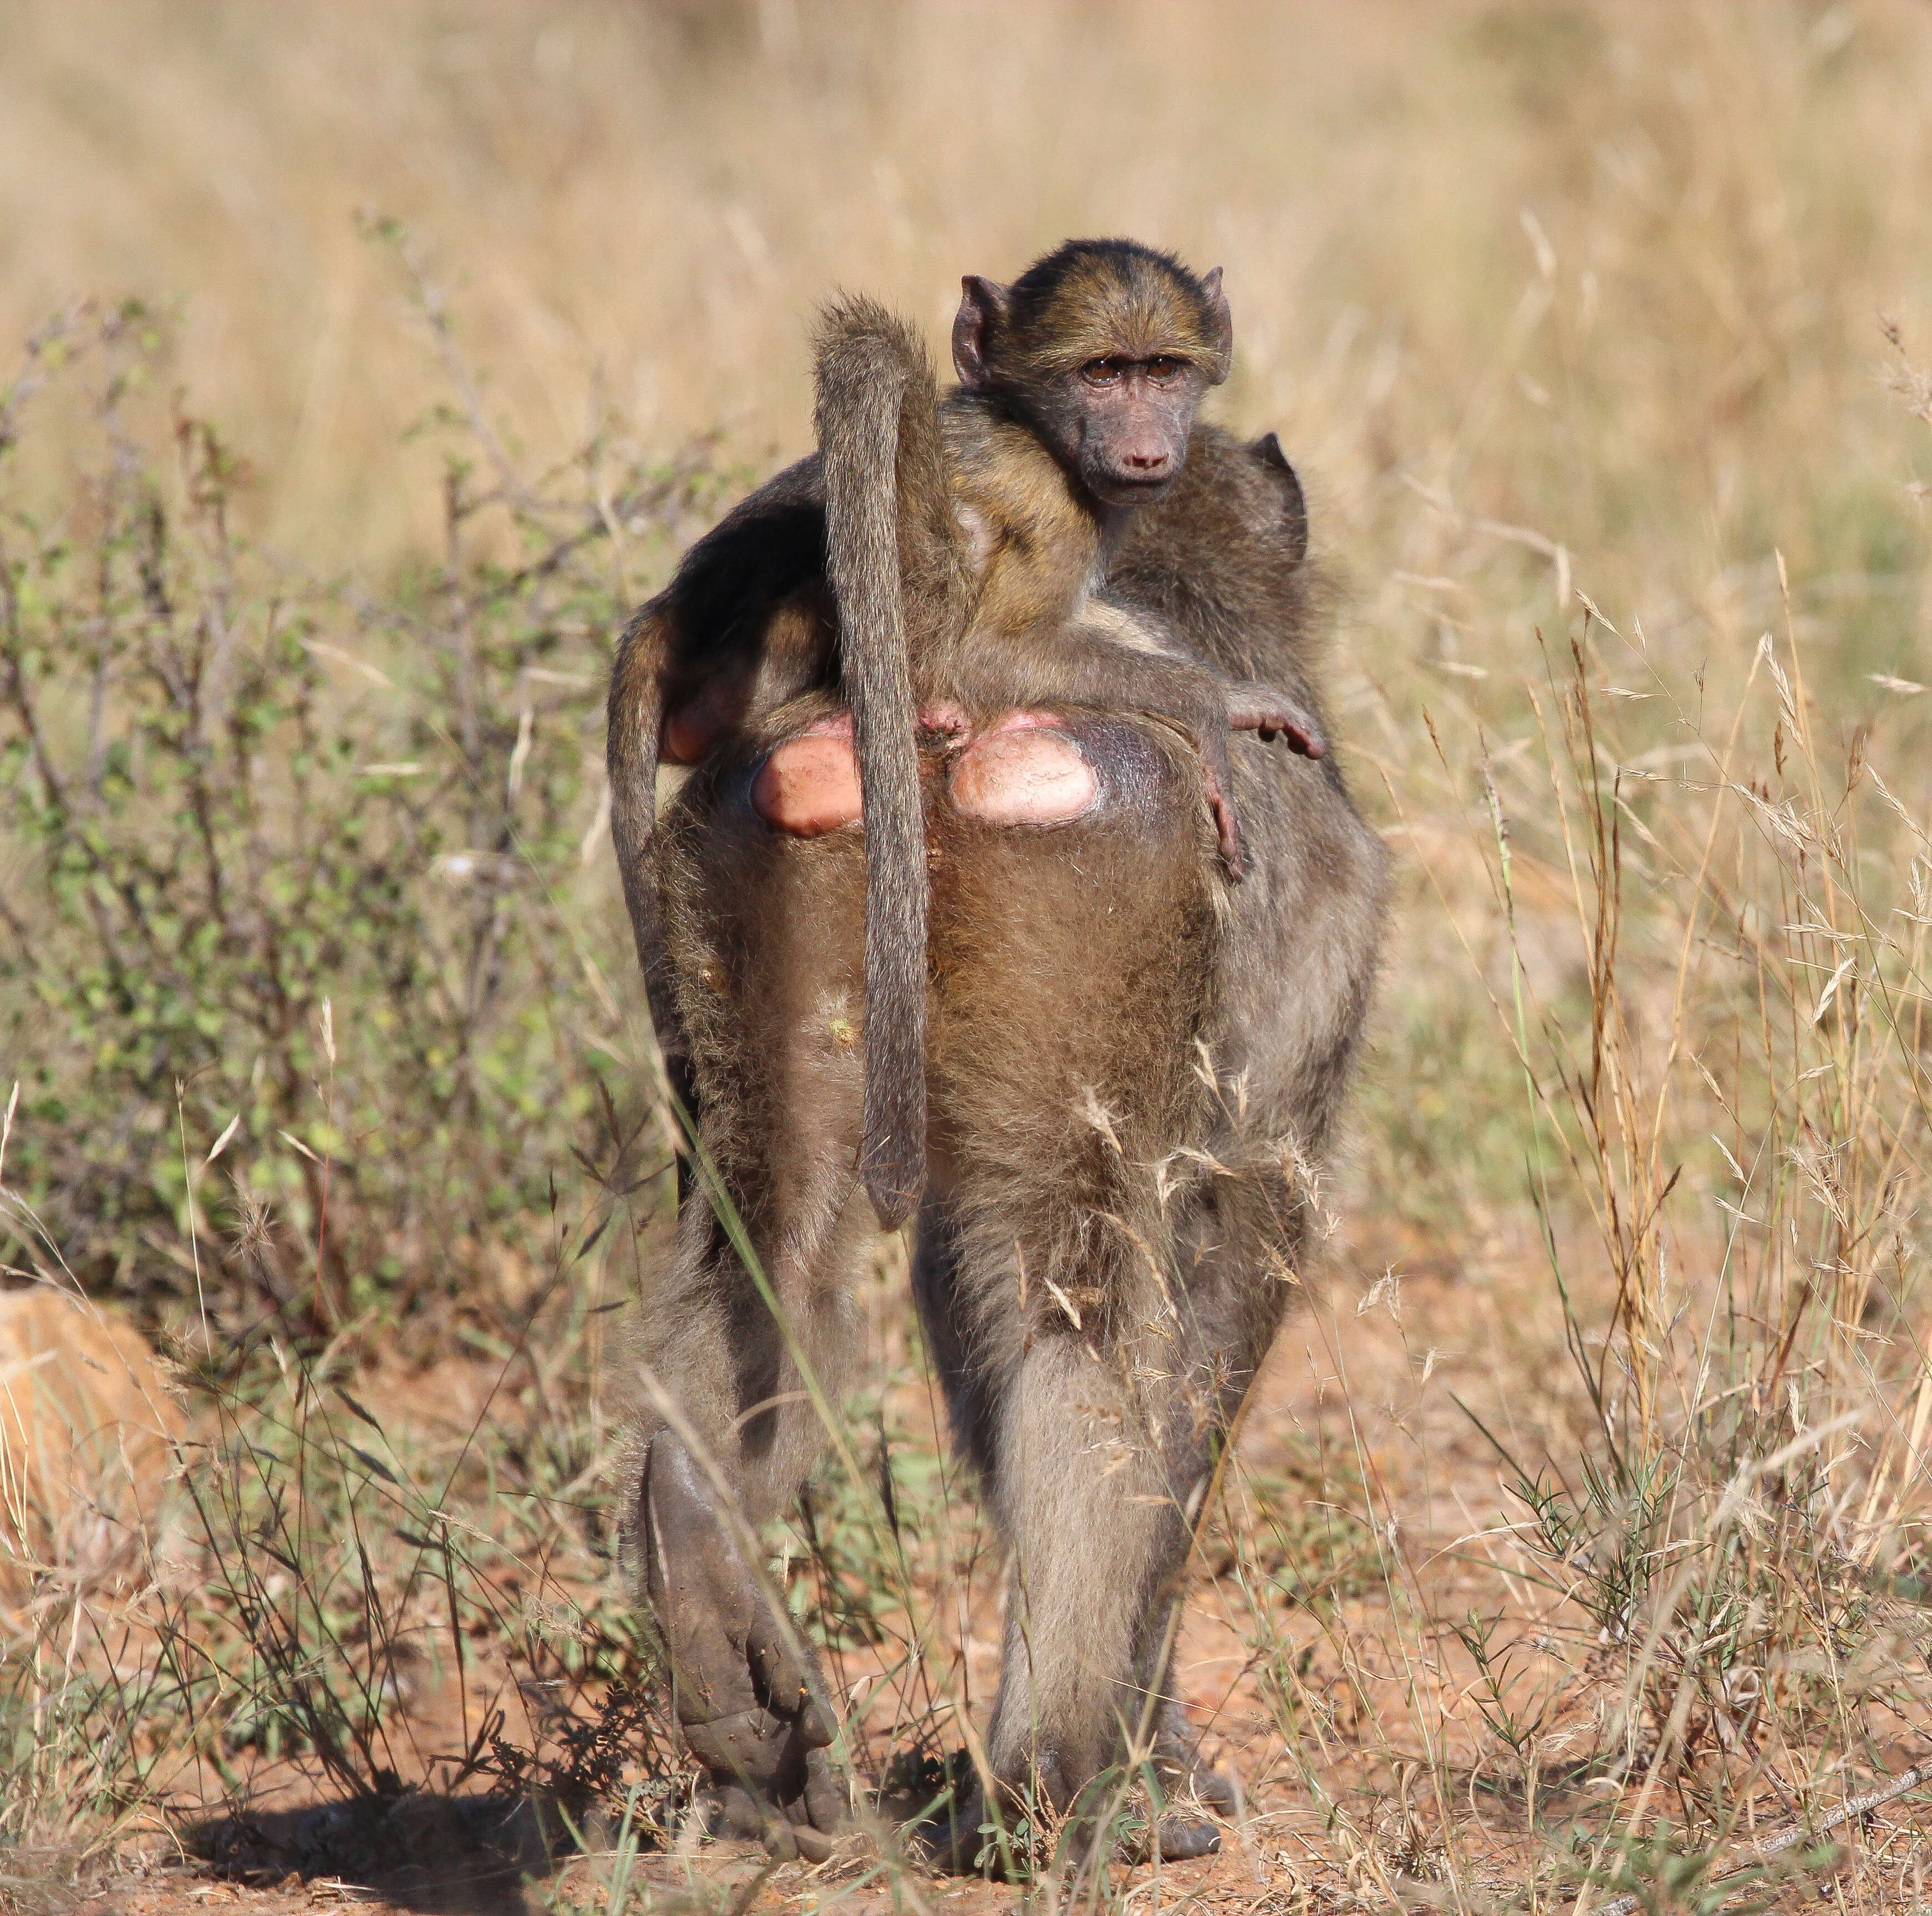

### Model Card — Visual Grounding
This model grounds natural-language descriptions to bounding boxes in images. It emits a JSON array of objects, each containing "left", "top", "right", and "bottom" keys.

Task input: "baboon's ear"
[
  {"left": 953, "top": 276, "right": 1011, "bottom": 391},
  {"left": 1198, "top": 266, "right": 1233, "bottom": 384},
  {"left": 1252, "top": 431, "right": 1308, "bottom": 567}
]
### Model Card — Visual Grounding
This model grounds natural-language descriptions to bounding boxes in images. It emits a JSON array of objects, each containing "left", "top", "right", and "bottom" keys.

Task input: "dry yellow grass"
[
  {"left": 7, "top": 3, "right": 1932, "bottom": 1909},
  {"left": 1, "top": 2, "right": 1924, "bottom": 588},
  {"left": 0, "top": 1285, "right": 180, "bottom": 1609}
]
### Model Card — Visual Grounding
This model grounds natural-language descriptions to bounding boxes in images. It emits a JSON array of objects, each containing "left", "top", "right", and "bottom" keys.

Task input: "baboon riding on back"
[{"left": 606, "top": 238, "right": 1387, "bottom": 1870}]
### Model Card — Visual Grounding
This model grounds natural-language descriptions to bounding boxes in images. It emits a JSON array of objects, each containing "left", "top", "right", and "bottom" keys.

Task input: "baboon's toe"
[
  {"left": 1187, "top": 1761, "right": 1240, "bottom": 1817},
  {"left": 1156, "top": 1815, "right": 1222, "bottom": 1862}
]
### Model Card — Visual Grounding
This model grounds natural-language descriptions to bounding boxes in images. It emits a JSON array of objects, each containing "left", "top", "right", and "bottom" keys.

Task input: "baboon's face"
[
  {"left": 1033, "top": 354, "right": 1208, "bottom": 508},
  {"left": 951, "top": 264, "right": 1221, "bottom": 511}
]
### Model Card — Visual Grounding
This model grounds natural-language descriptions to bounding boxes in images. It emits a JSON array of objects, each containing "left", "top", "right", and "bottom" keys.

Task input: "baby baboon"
[{"left": 611, "top": 246, "right": 1387, "bottom": 1871}]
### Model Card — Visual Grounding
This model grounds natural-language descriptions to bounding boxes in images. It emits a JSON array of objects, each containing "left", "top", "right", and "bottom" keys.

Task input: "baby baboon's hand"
[
  {"left": 1224, "top": 679, "right": 1326, "bottom": 760},
  {"left": 1197, "top": 679, "right": 1328, "bottom": 878},
  {"left": 644, "top": 1434, "right": 844, "bottom": 1858}
]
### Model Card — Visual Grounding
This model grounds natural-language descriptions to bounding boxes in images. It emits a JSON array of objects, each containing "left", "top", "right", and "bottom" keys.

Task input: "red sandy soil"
[{"left": 52, "top": 1225, "right": 1932, "bottom": 1916}]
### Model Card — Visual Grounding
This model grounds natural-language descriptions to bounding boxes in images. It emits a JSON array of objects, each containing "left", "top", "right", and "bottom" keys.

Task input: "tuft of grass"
[{"left": 1, "top": 1102, "right": 683, "bottom": 1903}]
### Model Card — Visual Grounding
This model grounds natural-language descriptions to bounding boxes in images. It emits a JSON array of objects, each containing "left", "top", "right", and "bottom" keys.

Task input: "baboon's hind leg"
[
  {"left": 912, "top": 712, "right": 1239, "bottom": 1870},
  {"left": 909, "top": 1242, "right": 1235, "bottom": 1871},
  {"left": 623, "top": 804, "right": 878, "bottom": 1857}
]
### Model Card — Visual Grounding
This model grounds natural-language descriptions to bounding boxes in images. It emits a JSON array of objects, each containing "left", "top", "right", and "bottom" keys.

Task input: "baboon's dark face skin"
[
  {"left": 1028, "top": 355, "right": 1209, "bottom": 508},
  {"left": 950, "top": 241, "right": 1233, "bottom": 512}
]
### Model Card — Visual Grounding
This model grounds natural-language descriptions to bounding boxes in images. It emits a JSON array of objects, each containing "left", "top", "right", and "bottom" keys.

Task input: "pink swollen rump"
[
  {"left": 663, "top": 681, "right": 746, "bottom": 765},
  {"left": 751, "top": 709, "right": 1096, "bottom": 838},
  {"left": 948, "top": 714, "right": 1097, "bottom": 825},
  {"left": 751, "top": 716, "right": 862, "bottom": 837}
]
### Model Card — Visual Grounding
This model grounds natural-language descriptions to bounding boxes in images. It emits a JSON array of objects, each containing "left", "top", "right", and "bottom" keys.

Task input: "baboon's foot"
[
  {"left": 902, "top": 1774, "right": 1046, "bottom": 1878},
  {"left": 1224, "top": 678, "right": 1326, "bottom": 761},
  {"left": 1115, "top": 1814, "right": 1222, "bottom": 1864},
  {"left": 903, "top": 1783, "right": 992, "bottom": 1876},
  {"left": 689, "top": 1753, "right": 842, "bottom": 1863},
  {"left": 1154, "top": 1698, "right": 1240, "bottom": 1818},
  {"left": 643, "top": 1435, "right": 846, "bottom": 1854},
  {"left": 1116, "top": 1717, "right": 1232, "bottom": 1865},
  {"left": 902, "top": 1756, "right": 1224, "bottom": 1876},
  {"left": 1156, "top": 1814, "right": 1222, "bottom": 1859}
]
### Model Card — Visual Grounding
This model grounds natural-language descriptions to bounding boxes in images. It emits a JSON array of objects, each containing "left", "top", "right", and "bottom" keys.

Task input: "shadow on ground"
[{"left": 187, "top": 1790, "right": 580, "bottom": 1916}]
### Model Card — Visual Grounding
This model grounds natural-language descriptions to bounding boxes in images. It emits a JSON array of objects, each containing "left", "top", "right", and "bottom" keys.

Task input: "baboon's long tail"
[{"left": 814, "top": 297, "right": 951, "bottom": 1229}]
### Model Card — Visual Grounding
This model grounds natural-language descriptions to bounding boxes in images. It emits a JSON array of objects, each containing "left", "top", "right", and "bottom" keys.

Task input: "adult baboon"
[{"left": 611, "top": 242, "right": 1387, "bottom": 1869}]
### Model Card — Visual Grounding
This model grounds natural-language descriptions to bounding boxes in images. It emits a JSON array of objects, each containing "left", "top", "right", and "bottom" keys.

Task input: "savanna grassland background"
[{"left": 4, "top": 3, "right": 1932, "bottom": 1912}]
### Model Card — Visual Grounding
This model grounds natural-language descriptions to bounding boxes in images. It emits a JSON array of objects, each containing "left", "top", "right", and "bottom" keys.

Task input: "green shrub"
[{"left": 0, "top": 303, "right": 710, "bottom": 1342}]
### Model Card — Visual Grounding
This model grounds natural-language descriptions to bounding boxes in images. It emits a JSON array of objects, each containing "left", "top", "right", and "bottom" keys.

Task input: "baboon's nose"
[{"left": 1122, "top": 445, "right": 1170, "bottom": 472}]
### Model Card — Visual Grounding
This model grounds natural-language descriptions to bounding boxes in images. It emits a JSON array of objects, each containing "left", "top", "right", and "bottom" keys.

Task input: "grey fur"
[
  {"left": 605, "top": 246, "right": 1386, "bottom": 1871},
  {"left": 814, "top": 303, "right": 945, "bottom": 1227}
]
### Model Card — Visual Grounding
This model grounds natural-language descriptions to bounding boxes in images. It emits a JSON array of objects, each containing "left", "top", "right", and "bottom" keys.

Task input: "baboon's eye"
[
  {"left": 1081, "top": 358, "right": 1126, "bottom": 386},
  {"left": 1147, "top": 356, "right": 1187, "bottom": 381}
]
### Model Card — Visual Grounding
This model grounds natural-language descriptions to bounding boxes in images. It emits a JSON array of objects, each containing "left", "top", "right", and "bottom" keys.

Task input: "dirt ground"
[{"left": 51, "top": 1220, "right": 1931, "bottom": 1916}]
